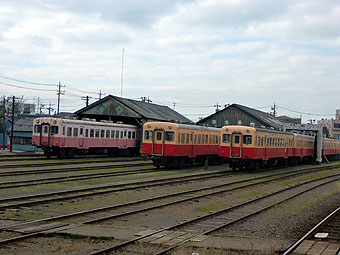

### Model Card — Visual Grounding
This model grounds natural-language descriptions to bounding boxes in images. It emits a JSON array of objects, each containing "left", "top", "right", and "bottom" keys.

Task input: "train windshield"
[
  {"left": 144, "top": 130, "right": 153, "bottom": 140},
  {"left": 34, "top": 125, "right": 41, "bottom": 133},
  {"left": 51, "top": 126, "right": 59, "bottom": 135},
  {"left": 222, "top": 134, "right": 231, "bottom": 143},
  {"left": 243, "top": 135, "right": 252, "bottom": 144},
  {"left": 165, "top": 131, "right": 174, "bottom": 141}
]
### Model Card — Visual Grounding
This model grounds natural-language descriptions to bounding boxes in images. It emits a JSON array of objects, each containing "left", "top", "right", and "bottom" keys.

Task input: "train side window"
[
  {"left": 222, "top": 134, "right": 231, "bottom": 143},
  {"left": 111, "top": 130, "right": 115, "bottom": 138},
  {"left": 80, "top": 128, "right": 83, "bottom": 136},
  {"left": 85, "top": 129, "right": 89, "bottom": 137},
  {"left": 128, "top": 131, "right": 131, "bottom": 139},
  {"left": 124, "top": 131, "right": 127, "bottom": 137},
  {"left": 144, "top": 130, "right": 153, "bottom": 140},
  {"left": 132, "top": 131, "right": 136, "bottom": 139},
  {"left": 90, "top": 129, "right": 94, "bottom": 137},
  {"left": 95, "top": 129, "right": 100, "bottom": 137},
  {"left": 191, "top": 134, "right": 193, "bottom": 143},
  {"left": 106, "top": 130, "right": 110, "bottom": 138},
  {"left": 165, "top": 131, "right": 174, "bottom": 141},
  {"left": 73, "top": 128, "right": 78, "bottom": 137},
  {"left": 198, "top": 134, "right": 201, "bottom": 144},
  {"left": 261, "top": 137, "right": 264, "bottom": 147},
  {"left": 194, "top": 135, "right": 197, "bottom": 144},
  {"left": 51, "top": 126, "right": 59, "bottom": 135},
  {"left": 63, "top": 127, "right": 65, "bottom": 136},
  {"left": 202, "top": 135, "right": 204, "bottom": 144},
  {"left": 243, "top": 135, "right": 252, "bottom": 145},
  {"left": 206, "top": 135, "right": 208, "bottom": 144},
  {"left": 100, "top": 130, "right": 105, "bottom": 138},
  {"left": 209, "top": 135, "right": 212, "bottom": 144},
  {"left": 181, "top": 133, "right": 185, "bottom": 144},
  {"left": 116, "top": 130, "right": 119, "bottom": 138},
  {"left": 186, "top": 134, "right": 189, "bottom": 144},
  {"left": 67, "top": 127, "right": 72, "bottom": 137},
  {"left": 178, "top": 133, "right": 181, "bottom": 143}
]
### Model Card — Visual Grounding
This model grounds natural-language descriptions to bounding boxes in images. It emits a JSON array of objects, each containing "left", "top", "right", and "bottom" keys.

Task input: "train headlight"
[
  {"left": 147, "top": 125, "right": 151, "bottom": 128},
  {"left": 225, "top": 128, "right": 229, "bottom": 132},
  {"left": 168, "top": 126, "right": 172, "bottom": 129},
  {"left": 246, "top": 129, "right": 250, "bottom": 133},
  {"left": 36, "top": 120, "right": 40, "bottom": 124},
  {"left": 53, "top": 120, "right": 57, "bottom": 124}
]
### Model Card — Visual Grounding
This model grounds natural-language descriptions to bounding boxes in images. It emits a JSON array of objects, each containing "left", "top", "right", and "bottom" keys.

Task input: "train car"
[
  {"left": 219, "top": 126, "right": 317, "bottom": 170},
  {"left": 142, "top": 122, "right": 221, "bottom": 168},
  {"left": 322, "top": 138, "right": 340, "bottom": 161},
  {"left": 32, "top": 117, "right": 138, "bottom": 158}
]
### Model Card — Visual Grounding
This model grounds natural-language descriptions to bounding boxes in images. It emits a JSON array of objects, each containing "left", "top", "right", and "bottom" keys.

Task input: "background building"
[{"left": 317, "top": 109, "right": 340, "bottom": 139}]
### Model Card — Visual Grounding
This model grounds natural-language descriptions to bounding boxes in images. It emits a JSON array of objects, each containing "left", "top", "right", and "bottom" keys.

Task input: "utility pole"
[
  {"left": 46, "top": 102, "right": 54, "bottom": 115},
  {"left": 39, "top": 104, "right": 45, "bottom": 114},
  {"left": 81, "top": 96, "right": 92, "bottom": 107},
  {"left": 173, "top": 102, "right": 176, "bottom": 110},
  {"left": 57, "top": 81, "right": 65, "bottom": 115},
  {"left": 271, "top": 103, "right": 277, "bottom": 117},
  {"left": 214, "top": 102, "right": 221, "bottom": 112},
  {"left": 98, "top": 90, "right": 105, "bottom": 100},
  {"left": 10, "top": 96, "right": 14, "bottom": 152},
  {"left": 141, "top": 97, "right": 152, "bottom": 103}
]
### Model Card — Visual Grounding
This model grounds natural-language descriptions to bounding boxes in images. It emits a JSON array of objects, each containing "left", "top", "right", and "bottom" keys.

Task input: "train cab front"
[
  {"left": 142, "top": 122, "right": 177, "bottom": 168},
  {"left": 220, "top": 126, "right": 256, "bottom": 170},
  {"left": 32, "top": 118, "right": 61, "bottom": 157}
]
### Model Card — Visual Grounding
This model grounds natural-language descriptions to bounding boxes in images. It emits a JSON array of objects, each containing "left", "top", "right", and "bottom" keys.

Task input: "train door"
[
  {"left": 122, "top": 130, "right": 128, "bottom": 148},
  {"left": 152, "top": 129, "right": 164, "bottom": 155},
  {"left": 190, "top": 131, "right": 194, "bottom": 157},
  {"left": 230, "top": 132, "right": 242, "bottom": 158},
  {"left": 79, "top": 126, "right": 84, "bottom": 149},
  {"left": 40, "top": 123, "right": 51, "bottom": 147},
  {"left": 264, "top": 135, "right": 268, "bottom": 160}
]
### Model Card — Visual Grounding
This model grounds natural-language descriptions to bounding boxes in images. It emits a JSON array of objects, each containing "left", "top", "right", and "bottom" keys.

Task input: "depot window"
[
  {"left": 144, "top": 130, "right": 153, "bottom": 140},
  {"left": 243, "top": 135, "right": 252, "bottom": 145},
  {"left": 165, "top": 131, "right": 174, "bottom": 141},
  {"left": 222, "top": 134, "right": 231, "bottom": 143}
]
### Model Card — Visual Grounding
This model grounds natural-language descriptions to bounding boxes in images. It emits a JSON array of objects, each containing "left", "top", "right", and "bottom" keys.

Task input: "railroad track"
[
  {"left": 0, "top": 161, "right": 152, "bottom": 176},
  {"left": 283, "top": 206, "right": 340, "bottom": 255},
  {"left": 0, "top": 165, "right": 339, "bottom": 254},
  {"left": 0, "top": 157, "right": 143, "bottom": 169}
]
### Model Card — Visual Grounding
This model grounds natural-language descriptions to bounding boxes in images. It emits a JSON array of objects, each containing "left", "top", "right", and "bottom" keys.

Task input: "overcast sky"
[{"left": 0, "top": 0, "right": 339, "bottom": 122}]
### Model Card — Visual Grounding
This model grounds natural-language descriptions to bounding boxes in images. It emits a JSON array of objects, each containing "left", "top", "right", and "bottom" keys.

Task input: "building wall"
[
  {"left": 198, "top": 107, "right": 270, "bottom": 128},
  {"left": 317, "top": 119, "right": 340, "bottom": 139}
]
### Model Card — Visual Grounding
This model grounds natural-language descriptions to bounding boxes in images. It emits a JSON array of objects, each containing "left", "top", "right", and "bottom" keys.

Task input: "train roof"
[
  {"left": 34, "top": 117, "right": 137, "bottom": 128},
  {"left": 144, "top": 122, "right": 220, "bottom": 132}
]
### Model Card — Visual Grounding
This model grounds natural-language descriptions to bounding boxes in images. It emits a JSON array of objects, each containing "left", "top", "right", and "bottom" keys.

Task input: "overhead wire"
[
  {"left": 0, "top": 81, "right": 57, "bottom": 92},
  {"left": 0, "top": 75, "right": 56, "bottom": 86}
]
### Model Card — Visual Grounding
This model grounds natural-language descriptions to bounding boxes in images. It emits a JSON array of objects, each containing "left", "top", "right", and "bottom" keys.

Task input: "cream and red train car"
[
  {"left": 322, "top": 138, "right": 340, "bottom": 160},
  {"left": 219, "top": 126, "right": 316, "bottom": 170},
  {"left": 32, "top": 117, "right": 138, "bottom": 158},
  {"left": 142, "top": 122, "right": 221, "bottom": 168}
]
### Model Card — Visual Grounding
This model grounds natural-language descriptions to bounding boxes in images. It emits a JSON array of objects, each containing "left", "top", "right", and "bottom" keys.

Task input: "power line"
[
  {"left": 277, "top": 105, "right": 334, "bottom": 116},
  {"left": 0, "top": 81, "right": 56, "bottom": 91},
  {"left": 0, "top": 75, "right": 56, "bottom": 86},
  {"left": 66, "top": 87, "right": 98, "bottom": 95}
]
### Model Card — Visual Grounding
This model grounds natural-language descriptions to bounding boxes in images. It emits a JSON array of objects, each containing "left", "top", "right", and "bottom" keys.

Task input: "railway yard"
[{"left": 0, "top": 153, "right": 339, "bottom": 255}]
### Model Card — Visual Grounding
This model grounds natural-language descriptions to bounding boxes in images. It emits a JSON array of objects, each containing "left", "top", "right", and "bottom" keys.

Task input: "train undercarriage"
[
  {"left": 42, "top": 146, "right": 138, "bottom": 159},
  {"left": 151, "top": 155, "right": 223, "bottom": 169}
]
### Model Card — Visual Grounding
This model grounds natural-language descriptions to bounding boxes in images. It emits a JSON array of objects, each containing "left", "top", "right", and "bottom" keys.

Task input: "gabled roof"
[
  {"left": 75, "top": 95, "right": 193, "bottom": 124},
  {"left": 197, "top": 103, "right": 285, "bottom": 130}
]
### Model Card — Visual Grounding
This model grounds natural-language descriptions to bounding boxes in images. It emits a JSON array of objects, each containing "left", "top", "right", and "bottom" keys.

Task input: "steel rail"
[
  {"left": 0, "top": 162, "right": 151, "bottom": 176},
  {"left": 282, "top": 206, "right": 340, "bottom": 255}
]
